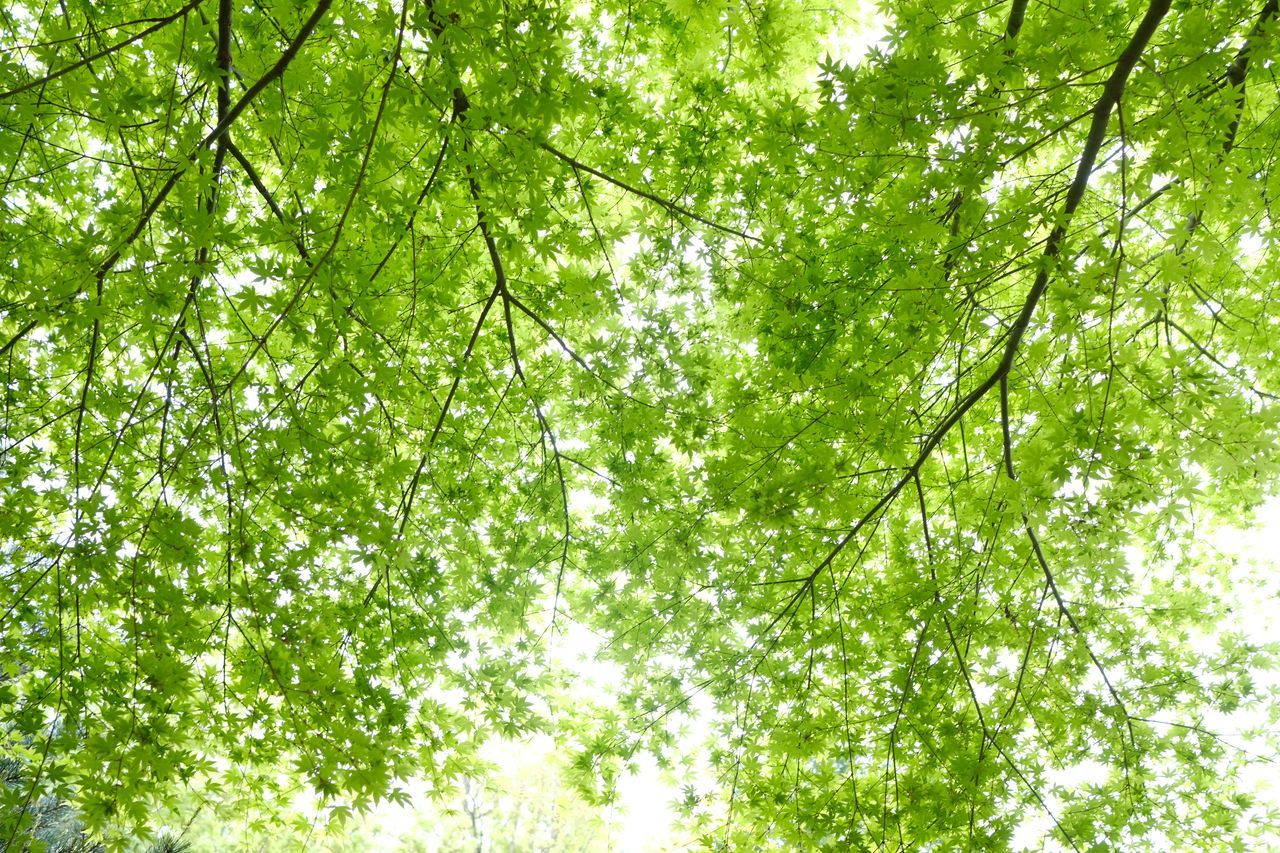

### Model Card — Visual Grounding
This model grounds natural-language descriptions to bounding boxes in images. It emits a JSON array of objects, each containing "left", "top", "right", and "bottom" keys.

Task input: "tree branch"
[
  {"left": 96, "top": 0, "right": 334, "bottom": 279},
  {"left": 537, "top": 140, "right": 760, "bottom": 243},
  {"left": 0, "top": 0, "right": 207, "bottom": 100},
  {"left": 785, "top": 0, "right": 1172, "bottom": 612}
]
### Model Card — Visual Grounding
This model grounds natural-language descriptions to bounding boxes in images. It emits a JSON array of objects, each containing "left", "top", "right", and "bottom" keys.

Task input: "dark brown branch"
[
  {"left": 1004, "top": 0, "right": 1029, "bottom": 40},
  {"left": 65, "top": 2, "right": 332, "bottom": 518},
  {"left": 921, "top": 474, "right": 1082, "bottom": 852},
  {"left": 370, "top": 132, "right": 450, "bottom": 282},
  {"left": 1000, "top": 368, "right": 1135, "bottom": 746},
  {"left": 0, "top": 319, "right": 39, "bottom": 357},
  {"left": 211, "top": 0, "right": 234, "bottom": 179},
  {"left": 179, "top": 0, "right": 235, "bottom": 336},
  {"left": 363, "top": 283, "right": 499, "bottom": 608},
  {"left": 225, "top": 138, "right": 310, "bottom": 260},
  {"left": 211, "top": 0, "right": 405, "bottom": 394},
  {"left": 999, "top": 374, "right": 1015, "bottom": 479},
  {"left": 1163, "top": 316, "right": 1277, "bottom": 400},
  {"left": 1222, "top": 0, "right": 1280, "bottom": 102},
  {"left": 0, "top": 0, "right": 207, "bottom": 99},
  {"left": 227, "top": 135, "right": 447, "bottom": 406},
  {"left": 1183, "top": 0, "right": 1280, "bottom": 232},
  {"left": 538, "top": 141, "right": 759, "bottom": 243},
  {"left": 92, "top": 0, "right": 333, "bottom": 285},
  {"left": 458, "top": 118, "right": 573, "bottom": 632},
  {"left": 1023, "top": 521, "right": 1133, "bottom": 738},
  {"left": 781, "top": 0, "right": 1172, "bottom": 615}
]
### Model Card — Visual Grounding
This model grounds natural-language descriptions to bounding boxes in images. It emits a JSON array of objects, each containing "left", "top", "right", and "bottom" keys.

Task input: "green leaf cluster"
[{"left": 3, "top": 0, "right": 1280, "bottom": 849}]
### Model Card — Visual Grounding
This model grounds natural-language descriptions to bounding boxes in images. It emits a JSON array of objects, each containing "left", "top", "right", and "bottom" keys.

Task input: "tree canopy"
[{"left": 3, "top": 0, "right": 1280, "bottom": 848}]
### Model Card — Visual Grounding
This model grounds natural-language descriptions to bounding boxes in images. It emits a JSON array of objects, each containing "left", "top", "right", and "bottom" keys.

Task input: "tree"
[
  {"left": 2, "top": 754, "right": 192, "bottom": 853},
  {"left": 2, "top": 0, "right": 1279, "bottom": 848}
]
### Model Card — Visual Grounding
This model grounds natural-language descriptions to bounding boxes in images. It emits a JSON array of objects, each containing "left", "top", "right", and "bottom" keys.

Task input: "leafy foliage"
[
  {"left": 3, "top": 0, "right": 1280, "bottom": 848},
  {"left": 174, "top": 737, "right": 617, "bottom": 852}
]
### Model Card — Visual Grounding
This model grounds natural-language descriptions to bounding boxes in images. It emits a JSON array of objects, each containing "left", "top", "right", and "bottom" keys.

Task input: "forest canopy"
[{"left": 3, "top": 0, "right": 1280, "bottom": 848}]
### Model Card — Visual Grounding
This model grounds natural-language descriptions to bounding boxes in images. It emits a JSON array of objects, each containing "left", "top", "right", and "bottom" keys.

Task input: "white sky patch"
[
  {"left": 568, "top": 486, "right": 611, "bottom": 522},
  {"left": 613, "top": 751, "right": 680, "bottom": 852},
  {"left": 818, "top": 0, "right": 891, "bottom": 68},
  {"left": 614, "top": 233, "right": 644, "bottom": 267}
]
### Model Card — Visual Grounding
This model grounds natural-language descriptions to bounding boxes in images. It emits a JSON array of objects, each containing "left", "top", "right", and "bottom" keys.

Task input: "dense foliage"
[{"left": 3, "top": 0, "right": 1280, "bottom": 848}]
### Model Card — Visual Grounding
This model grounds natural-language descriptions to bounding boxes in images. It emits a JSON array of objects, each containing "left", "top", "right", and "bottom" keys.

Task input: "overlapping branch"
[
  {"left": 0, "top": 0, "right": 208, "bottom": 100},
  {"left": 773, "top": 0, "right": 1173, "bottom": 623}
]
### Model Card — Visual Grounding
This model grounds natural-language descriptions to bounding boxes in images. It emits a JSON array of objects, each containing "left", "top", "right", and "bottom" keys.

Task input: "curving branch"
[
  {"left": 1000, "top": 376, "right": 1135, "bottom": 747},
  {"left": 769, "top": 0, "right": 1173, "bottom": 626},
  {"left": 0, "top": 0, "right": 208, "bottom": 100},
  {"left": 466, "top": 136, "right": 573, "bottom": 633},
  {"left": 95, "top": 0, "right": 335, "bottom": 280},
  {"left": 537, "top": 140, "right": 760, "bottom": 243}
]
